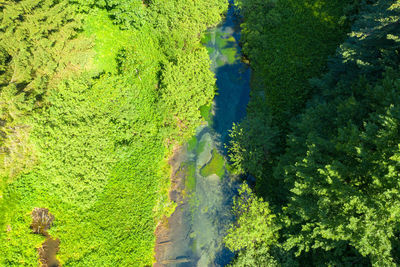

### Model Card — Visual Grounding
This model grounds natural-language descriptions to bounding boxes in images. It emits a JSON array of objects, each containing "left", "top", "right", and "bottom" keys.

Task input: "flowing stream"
[{"left": 155, "top": 2, "right": 250, "bottom": 266}]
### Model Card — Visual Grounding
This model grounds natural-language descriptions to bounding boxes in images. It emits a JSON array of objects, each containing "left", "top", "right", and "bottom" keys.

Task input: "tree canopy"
[{"left": 227, "top": 0, "right": 400, "bottom": 266}]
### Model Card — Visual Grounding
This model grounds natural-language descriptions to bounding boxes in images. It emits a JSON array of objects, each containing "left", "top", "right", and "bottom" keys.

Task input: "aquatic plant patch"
[{"left": 200, "top": 149, "right": 226, "bottom": 177}]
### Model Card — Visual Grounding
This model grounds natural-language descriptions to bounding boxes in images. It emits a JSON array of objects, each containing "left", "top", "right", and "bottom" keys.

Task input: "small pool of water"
[{"left": 157, "top": 2, "right": 250, "bottom": 266}]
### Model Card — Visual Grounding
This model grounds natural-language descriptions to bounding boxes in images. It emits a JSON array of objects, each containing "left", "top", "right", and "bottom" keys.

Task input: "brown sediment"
[
  {"left": 154, "top": 145, "right": 189, "bottom": 267},
  {"left": 38, "top": 237, "right": 61, "bottom": 267},
  {"left": 30, "top": 208, "right": 61, "bottom": 267}
]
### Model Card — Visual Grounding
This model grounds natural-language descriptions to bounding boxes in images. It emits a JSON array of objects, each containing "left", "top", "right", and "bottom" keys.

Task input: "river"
[{"left": 155, "top": 2, "right": 250, "bottom": 266}]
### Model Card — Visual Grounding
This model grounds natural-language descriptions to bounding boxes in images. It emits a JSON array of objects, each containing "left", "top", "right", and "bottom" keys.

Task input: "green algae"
[
  {"left": 185, "top": 163, "right": 197, "bottom": 191},
  {"left": 201, "top": 32, "right": 212, "bottom": 45},
  {"left": 196, "top": 139, "right": 208, "bottom": 155},
  {"left": 187, "top": 136, "right": 198, "bottom": 151},
  {"left": 224, "top": 47, "right": 238, "bottom": 64},
  {"left": 200, "top": 149, "right": 225, "bottom": 177}
]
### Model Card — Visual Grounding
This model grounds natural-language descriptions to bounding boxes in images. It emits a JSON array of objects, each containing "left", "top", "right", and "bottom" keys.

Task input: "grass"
[
  {"left": 0, "top": 75, "right": 168, "bottom": 266},
  {"left": 200, "top": 149, "right": 225, "bottom": 177},
  {"left": 84, "top": 9, "right": 130, "bottom": 74}
]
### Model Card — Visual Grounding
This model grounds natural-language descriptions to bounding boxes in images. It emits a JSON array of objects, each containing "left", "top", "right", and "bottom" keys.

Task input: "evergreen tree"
[{"left": 228, "top": 0, "right": 400, "bottom": 265}]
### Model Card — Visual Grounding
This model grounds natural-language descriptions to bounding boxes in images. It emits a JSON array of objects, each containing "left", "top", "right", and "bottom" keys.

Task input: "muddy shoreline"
[{"left": 154, "top": 145, "right": 190, "bottom": 266}]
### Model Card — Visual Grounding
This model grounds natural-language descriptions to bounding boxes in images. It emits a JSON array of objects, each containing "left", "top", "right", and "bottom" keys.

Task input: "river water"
[{"left": 155, "top": 2, "right": 250, "bottom": 266}]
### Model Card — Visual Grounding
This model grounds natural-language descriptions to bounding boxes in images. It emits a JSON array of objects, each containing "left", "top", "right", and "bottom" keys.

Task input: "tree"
[
  {"left": 227, "top": 0, "right": 400, "bottom": 265},
  {"left": 225, "top": 183, "right": 281, "bottom": 266}
]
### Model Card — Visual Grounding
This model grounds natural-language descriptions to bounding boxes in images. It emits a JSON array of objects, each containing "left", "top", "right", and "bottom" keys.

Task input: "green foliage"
[
  {"left": 32, "top": 77, "right": 116, "bottom": 208},
  {"left": 277, "top": 2, "right": 400, "bottom": 263},
  {"left": 149, "top": 0, "right": 228, "bottom": 59},
  {"left": 228, "top": 109, "right": 279, "bottom": 177},
  {"left": 159, "top": 49, "right": 217, "bottom": 142},
  {"left": 229, "top": 0, "right": 357, "bottom": 204},
  {"left": 235, "top": 0, "right": 355, "bottom": 128},
  {"left": 0, "top": 0, "right": 228, "bottom": 266},
  {"left": 0, "top": 0, "right": 93, "bottom": 180},
  {"left": 225, "top": 183, "right": 280, "bottom": 267},
  {"left": 0, "top": 46, "right": 9, "bottom": 72},
  {"left": 84, "top": 10, "right": 131, "bottom": 74},
  {"left": 228, "top": 0, "right": 400, "bottom": 266},
  {"left": 281, "top": 70, "right": 400, "bottom": 266}
]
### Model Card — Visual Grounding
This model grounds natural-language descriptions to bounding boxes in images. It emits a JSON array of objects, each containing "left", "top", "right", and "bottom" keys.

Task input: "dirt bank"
[{"left": 154, "top": 145, "right": 190, "bottom": 266}]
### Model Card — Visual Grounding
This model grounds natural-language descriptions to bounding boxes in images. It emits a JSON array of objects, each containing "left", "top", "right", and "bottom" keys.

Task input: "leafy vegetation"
[
  {"left": 227, "top": 0, "right": 400, "bottom": 266},
  {"left": 3, "top": 0, "right": 399, "bottom": 266},
  {"left": 0, "top": 0, "right": 228, "bottom": 266},
  {"left": 236, "top": 0, "right": 358, "bottom": 129},
  {"left": 225, "top": 183, "right": 280, "bottom": 267}
]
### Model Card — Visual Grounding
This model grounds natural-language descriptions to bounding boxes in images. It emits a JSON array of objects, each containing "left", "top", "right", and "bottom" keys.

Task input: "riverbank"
[{"left": 154, "top": 145, "right": 190, "bottom": 266}]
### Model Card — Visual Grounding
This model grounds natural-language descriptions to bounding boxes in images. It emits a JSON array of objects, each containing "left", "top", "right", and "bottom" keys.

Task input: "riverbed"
[{"left": 154, "top": 2, "right": 250, "bottom": 266}]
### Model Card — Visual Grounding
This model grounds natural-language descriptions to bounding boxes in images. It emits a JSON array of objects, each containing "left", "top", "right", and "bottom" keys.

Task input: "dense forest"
[
  {"left": 226, "top": 0, "right": 400, "bottom": 266},
  {"left": 1, "top": 0, "right": 400, "bottom": 266},
  {"left": 0, "top": 0, "right": 227, "bottom": 265}
]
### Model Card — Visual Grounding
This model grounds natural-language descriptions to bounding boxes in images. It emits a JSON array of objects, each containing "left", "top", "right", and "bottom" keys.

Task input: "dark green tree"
[{"left": 228, "top": 0, "right": 400, "bottom": 266}]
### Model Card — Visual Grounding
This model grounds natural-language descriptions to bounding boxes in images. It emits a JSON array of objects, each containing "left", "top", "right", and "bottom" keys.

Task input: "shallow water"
[{"left": 159, "top": 2, "right": 250, "bottom": 266}]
